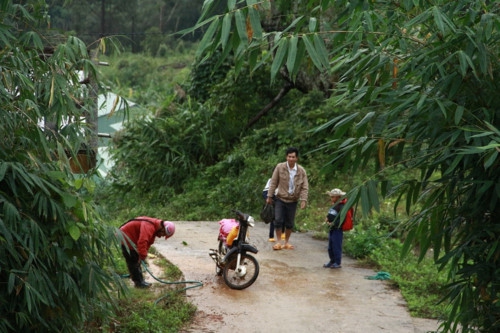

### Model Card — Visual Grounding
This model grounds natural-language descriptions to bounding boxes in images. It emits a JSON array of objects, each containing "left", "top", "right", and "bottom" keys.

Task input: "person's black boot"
[{"left": 134, "top": 280, "right": 151, "bottom": 288}]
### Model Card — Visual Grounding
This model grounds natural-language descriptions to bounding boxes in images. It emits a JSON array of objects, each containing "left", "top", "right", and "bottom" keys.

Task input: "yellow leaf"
[
  {"left": 378, "top": 139, "right": 386, "bottom": 169},
  {"left": 246, "top": 15, "right": 253, "bottom": 41},
  {"left": 49, "top": 76, "right": 55, "bottom": 106}
]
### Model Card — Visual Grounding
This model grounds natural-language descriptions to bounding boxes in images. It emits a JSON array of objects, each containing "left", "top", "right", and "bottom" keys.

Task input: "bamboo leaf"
[
  {"left": 313, "top": 33, "right": 330, "bottom": 69},
  {"left": 432, "top": 6, "right": 445, "bottom": 34},
  {"left": 248, "top": 6, "right": 262, "bottom": 39},
  {"left": 235, "top": 10, "right": 248, "bottom": 44},
  {"left": 363, "top": 11, "right": 374, "bottom": 32},
  {"left": 444, "top": 154, "right": 463, "bottom": 176},
  {"left": 23, "top": 31, "right": 43, "bottom": 50},
  {"left": 360, "top": 185, "right": 371, "bottom": 214},
  {"left": 283, "top": 15, "right": 305, "bottom": 33},
  {"left": 221, "top": 13, "right": 232, "bottom": 50},
  {"left": 309, "top": 17, "right": 317, "bottom": 32},
  {"left": 292, "top": 37, "right": 306, "bottom": 75},
  {"left": 402, "top": 227, "right": 417, "bottom": 257},
  {"left": 195, "top": 18, "right": 219, "bottom": 58},
  {"left": 333, "top": 112, "right": 359, "bottom": 131},
  {"left": 484, "top": 150, "right": 498, "bottom": 169},
  {"left": 484, "top": 121, "right": 500, "bottom": 135},
  {"left": 367, "top": 180, "right": 380, "bottom": 212},
  {"left": 486, "top": 241, "right": 499, "bottom": 262},
  {"left": 416, "top": 93, "right": 427, "bottom": 111},
  {"left": 454, "top": 105, "right": 464, "bottom": 125},
  {"left": 406, "top": 181, "right": 414, "bottom": 215},
  {"left": 49, "top": 76, "right": 55, "bottom": 107},
  {"left": 355, "top": 111, "right": 375, "bottom": 129},
  {"left": 199, "top": 0, "right": 215, "bottom": 22},
  {"left": 361, "top": 138, "right": 377, "bottom": 153},
  {"left": 303, "top": 34, "right": 323, "bottom": 70},
  {"left": 0, "top": 162, "right": 7, "bottom": 181},
  {"left": 380, "top": 180, "right": 391, "bottom": 197},
  {"left": 412, "top": 181, "right": 421, "bottom": 205},
  {"left": 286, "top": 35, "right": 298, "bottom": 78},
  {"left": 248, "top": 47, "right": 259, "bottom": 69},
  {"left": 8, "top": 272, "right": 17, "bottom": 294},
  {"left": 271, "top": 38, "right": 288, "bottom": 80},
  {"left": 459, "top": 142, "right": 500, "bottom": 154},
  {"left": 457, "top": 51, "right": 469, "bottom": 77}
]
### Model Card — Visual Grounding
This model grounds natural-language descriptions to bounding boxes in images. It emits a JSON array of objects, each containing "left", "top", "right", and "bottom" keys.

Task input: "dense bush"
[{"left": 0, "top": 2, "right": 123, "bottom": 331}]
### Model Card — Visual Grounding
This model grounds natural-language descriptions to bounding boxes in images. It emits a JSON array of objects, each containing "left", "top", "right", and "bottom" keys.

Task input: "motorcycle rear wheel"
[{"left": 223, "top": 253, "right": 259, "bottom": 290}]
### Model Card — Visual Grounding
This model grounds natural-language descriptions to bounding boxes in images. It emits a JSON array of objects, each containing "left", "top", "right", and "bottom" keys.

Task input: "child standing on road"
[{"left": 323, "top": 188, "right": 347, "bottom": 269}]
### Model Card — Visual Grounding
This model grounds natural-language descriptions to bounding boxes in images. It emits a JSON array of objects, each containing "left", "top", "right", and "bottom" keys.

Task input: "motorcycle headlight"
[{"left": 247, "top": 216, "right": 255, "bottom": 227}]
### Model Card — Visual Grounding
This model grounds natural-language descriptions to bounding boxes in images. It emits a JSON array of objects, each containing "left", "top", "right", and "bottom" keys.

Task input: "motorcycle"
[{"left": 209, "top": 210, "right": 259, "bottom": 290}]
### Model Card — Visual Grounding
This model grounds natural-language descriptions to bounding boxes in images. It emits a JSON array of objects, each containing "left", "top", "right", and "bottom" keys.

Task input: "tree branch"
[{"left": 246, "top": 81, "right": 293, "bottom": 128}]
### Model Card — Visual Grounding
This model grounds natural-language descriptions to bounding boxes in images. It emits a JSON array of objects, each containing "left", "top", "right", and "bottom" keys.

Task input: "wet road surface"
[{"left": 153, "top": 221, "right": 440, "bottom": 333}]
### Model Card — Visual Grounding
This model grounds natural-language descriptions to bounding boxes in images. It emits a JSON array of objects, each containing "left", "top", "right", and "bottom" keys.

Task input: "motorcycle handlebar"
[{"left": 231, "top": 209, "right": 244, "bottom": 220}]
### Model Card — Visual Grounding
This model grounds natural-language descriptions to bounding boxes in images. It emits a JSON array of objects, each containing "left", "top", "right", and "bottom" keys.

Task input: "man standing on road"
[
  {"left": 119, "top": 216, "right": 175, "bottom": 288},
  {"left": 266, "top": 147, "right": 309, "bottom": 250}
]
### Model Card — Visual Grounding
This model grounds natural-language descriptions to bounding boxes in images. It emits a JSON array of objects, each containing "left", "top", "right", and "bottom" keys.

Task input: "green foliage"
[
  {"left": 98, "top": 51, "right": 194, "bottom": 105},
  {"left": 187, "top": 0, "right": 500, "bottom": 331},
  {"left": 344, "top": 224, "right": 386, "bottom": 259},
  {"left": 187, "top": 49, "right": 233, "bottom": 102},
  {"left": 0, "top": 2, "right": 124, "bottom": 332},
  {"left": 107, "top": 101, "right": 232, "bottom": 198},
  {"left": 205, "top": 62, "right": 284, "bottom": 124},
  {"left": 105, "top": 67, "right": 341, "bottom": 206}
]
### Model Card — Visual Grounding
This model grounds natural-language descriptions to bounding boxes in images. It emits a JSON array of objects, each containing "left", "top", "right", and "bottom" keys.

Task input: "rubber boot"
[{"left": 134, "top": 280, "right": 151, "bottom": 288}]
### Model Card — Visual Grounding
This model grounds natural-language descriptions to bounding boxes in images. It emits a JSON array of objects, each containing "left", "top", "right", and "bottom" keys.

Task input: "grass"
[{"left": 83, "top": 247, "right": 196, "bottom": 333}]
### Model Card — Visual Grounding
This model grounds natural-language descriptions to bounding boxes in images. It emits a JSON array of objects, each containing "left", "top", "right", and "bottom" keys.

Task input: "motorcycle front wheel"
[{"left": 223, "top": 253, "right": 259, "bottom": 290}]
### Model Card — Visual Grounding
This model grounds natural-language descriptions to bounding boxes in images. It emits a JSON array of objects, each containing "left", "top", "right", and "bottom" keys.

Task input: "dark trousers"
[
  {"left": 328, "top": 229, "right": 343, "bottom": 265},
  {"left": 274, "top": 199, "right": 298, "bottom": 230},
  {"left": 121, "top": 245, "right": 143, "bottom": 284},
  {"left": 269, "top": 221, "right": 285, "bottom": 238}
]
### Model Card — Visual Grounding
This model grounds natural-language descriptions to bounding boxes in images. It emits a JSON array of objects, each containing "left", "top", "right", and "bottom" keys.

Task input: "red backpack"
[
  {"left": 340, "top": 198, "right": 354, "bottom": 231},
  {"left": 342, "top": 207, "right": 354, "bottom": 231}
]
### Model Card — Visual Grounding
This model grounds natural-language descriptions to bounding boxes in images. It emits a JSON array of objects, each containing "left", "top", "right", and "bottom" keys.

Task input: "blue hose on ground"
[
  {"left": 365, "top": 271, "right": 391, "bottom": 280},
  {"left": 140, "top": 260, "right": 203, "bottom": 305}
]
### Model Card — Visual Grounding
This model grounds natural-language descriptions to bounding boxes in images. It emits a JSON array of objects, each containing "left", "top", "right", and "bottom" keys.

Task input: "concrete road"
[{"left": 153, "top": 221, "right": 440, "bottom": 333}]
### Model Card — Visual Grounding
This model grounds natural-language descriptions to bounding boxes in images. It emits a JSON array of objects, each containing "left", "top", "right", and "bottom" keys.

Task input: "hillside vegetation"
[{"left": 96, "top": 48, "right": 450, "bottom": 322}]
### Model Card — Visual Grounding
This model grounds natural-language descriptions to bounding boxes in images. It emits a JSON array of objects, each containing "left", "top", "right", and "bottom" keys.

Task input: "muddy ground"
[{"left": 152, "top": 221, "right": 440, "bottom": 333}]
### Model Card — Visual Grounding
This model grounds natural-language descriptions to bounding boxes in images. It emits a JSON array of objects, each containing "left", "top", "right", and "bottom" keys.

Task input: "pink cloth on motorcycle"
[{"left": 219, "top": 219, "right": 239, "bottom": 243}]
